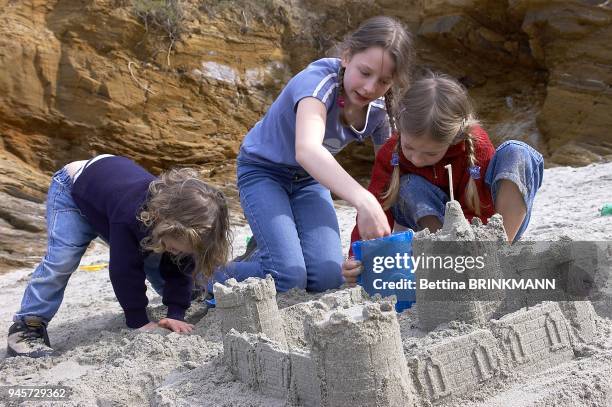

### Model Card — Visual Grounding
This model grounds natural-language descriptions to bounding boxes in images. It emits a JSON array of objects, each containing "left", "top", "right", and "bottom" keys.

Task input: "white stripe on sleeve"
[
  {"left": 321, "top": 83, "right": 339, "bottom": 103},
  {"left": 312, "top": 73, "right": 338, "bottom": 98}
]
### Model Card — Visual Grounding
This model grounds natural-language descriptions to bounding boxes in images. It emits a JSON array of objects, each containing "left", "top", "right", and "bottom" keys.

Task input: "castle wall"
[
  {"left": 408, "top": 330, "right": 500, "bottom": 402},
  {"left": 490, "top": 302, "right": 574, "bottom": 374}
]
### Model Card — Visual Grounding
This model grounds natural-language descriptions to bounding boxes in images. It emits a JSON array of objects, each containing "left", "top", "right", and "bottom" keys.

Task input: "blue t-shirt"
[{"left": 239, "top": 58, "right": 391, "bottom": 167}]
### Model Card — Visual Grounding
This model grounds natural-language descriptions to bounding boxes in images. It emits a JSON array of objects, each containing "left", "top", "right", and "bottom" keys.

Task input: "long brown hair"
[
  {"left": 337, "top": 16, "right": 414, "bottom": 132},
  {"left": 382, "top": 72, "right": 482, "bottom": 215},
  {"left": 139, "top": 168, "right": 232, "bottom": 286}
]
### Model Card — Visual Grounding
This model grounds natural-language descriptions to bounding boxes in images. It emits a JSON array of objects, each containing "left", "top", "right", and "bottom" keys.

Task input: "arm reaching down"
[
  {"left": 108, "top": 223, "right": 150, "bottom": 329},
  {"left": 295, "top": 97, "right": 390, "bottom": 240},
  {"left": 158, "top": 253, "right": 192, "bottom": 323}
]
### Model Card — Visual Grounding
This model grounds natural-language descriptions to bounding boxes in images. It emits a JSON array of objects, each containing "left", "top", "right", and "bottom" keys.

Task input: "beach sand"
[{"left": 1, "top": 162, "right": 611, "bottom": 406}]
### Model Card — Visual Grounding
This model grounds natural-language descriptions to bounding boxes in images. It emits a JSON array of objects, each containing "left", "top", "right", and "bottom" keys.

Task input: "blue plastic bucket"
[{"left": 351, "top": 230, "right": 415, "bottom": 312}]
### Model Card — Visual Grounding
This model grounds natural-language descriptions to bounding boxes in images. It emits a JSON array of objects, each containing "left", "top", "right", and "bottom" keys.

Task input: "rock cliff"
[{"left": 1, "top": 0, "right": 610, "bottom": 270}]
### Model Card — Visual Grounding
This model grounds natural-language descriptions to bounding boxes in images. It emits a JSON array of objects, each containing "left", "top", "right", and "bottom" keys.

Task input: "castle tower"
[
  {"left": 415, "top": 200, "right": 506, "bottom": 330},
  {"left": 305, "top": 302, "right": 415, "bottom": 406},
  {"left": 441, "top": 200, "right": 475, "bottom": 240},
  {"left": 214, "top": 275, "right": 287, "bottom": 346}
]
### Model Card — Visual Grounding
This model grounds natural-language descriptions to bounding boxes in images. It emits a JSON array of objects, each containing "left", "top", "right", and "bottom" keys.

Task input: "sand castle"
[{"left": 214, "top": 201, "right": 599, "bottom": 406}]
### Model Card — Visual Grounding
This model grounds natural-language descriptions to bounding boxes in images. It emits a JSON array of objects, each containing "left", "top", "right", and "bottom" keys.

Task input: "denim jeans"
[
  {"left": 14, "top": 167, "right": 164, "bottom": 324},
  {"left": 213, "top": 159, "right": 344, "bottom": 293},
  {"left": 391, "top": 140, "right": 544, "bottom": 241}
]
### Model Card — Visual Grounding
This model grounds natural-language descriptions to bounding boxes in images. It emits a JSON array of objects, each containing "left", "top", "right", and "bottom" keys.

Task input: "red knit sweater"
[{"left": 349, "top": 126, "right": 496, "bottom": 252}]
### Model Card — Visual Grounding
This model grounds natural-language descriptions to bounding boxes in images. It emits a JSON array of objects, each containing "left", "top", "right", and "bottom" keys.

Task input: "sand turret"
[
  {"left": 440, "top": 200, "right": 475, "bottom": 240},
  {"left": 305, "top": 301, "right": 415, "bottom": 406},
  {"left": 214, "top": 275, "right": 287, "bottom": 346},
  {"left": 414, "top": 200, "right": 506, "bottom": 330}
]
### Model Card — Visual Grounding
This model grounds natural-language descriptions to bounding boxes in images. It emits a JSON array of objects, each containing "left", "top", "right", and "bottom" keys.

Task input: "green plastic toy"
[{"left": 601, "top": 204, "right": 612, "bottom": 216}]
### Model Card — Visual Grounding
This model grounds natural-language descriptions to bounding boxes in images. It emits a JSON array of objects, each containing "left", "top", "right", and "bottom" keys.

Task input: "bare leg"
[
  {"left": 494, "top": 179, "right": 526, "bottom": 242},
  {"left": 418, "top": 215, "right": 442, "bottom": 234}
]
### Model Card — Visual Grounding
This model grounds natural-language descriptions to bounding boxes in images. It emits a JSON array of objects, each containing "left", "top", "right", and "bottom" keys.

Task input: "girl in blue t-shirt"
[{"left": 220, "top": 16, "right": 415, "bottom": 292}]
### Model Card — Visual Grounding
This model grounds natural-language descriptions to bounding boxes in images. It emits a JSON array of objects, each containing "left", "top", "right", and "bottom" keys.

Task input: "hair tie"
[
  {"left": 337, "top": 95, "right": 345, "bottom": 108},
  {"left": 468, "top": 165, "right": 480, "bottom": 179},
  {"left": 390, "top": 152, "right": 399, "bottom": 167}
]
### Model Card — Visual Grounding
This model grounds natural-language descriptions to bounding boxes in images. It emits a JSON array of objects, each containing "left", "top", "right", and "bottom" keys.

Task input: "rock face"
[
  {"left": 513, "top": 0, "right": 612, "bottom": 165},
  {"left": 1, "top": 0, "right": 611, "bottom": 270}
]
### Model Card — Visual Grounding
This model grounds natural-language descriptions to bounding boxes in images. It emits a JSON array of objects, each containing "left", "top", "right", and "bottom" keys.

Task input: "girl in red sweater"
[{"left": 344, "top": 73, "right": 543, "bottom": 284}]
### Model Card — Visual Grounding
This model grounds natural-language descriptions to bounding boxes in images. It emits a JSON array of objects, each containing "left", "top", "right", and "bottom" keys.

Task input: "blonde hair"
[
  {"left": 337, "top": 16, "right": 414, "bottom": 132},
  {"left": 382, "top": 73, "right": 481, "bottom": 215},
  {"left": 139, "top": 168, "right": 231, "bottom": 286}
]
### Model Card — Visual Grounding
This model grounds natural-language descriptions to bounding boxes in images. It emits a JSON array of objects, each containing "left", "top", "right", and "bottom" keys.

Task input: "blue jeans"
[
  {"left": 391, "top": 141, "right": 544, "bottom": 241},
  {"left": 213, "top": 159, "right": 344, "bottom": 292},
  {"left": 14, "top": 168, "right": 165, "bottom": 324}
]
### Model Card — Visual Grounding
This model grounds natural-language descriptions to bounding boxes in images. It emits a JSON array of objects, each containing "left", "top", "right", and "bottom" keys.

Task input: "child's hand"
[
  {"left": 356, "top": 192, "right": 391, "bottom": 240},
  {"left": 342, "top": 258, "right": 363, "bottom": 287},
  {"left": 137, "top": 321, "right": 159, "bottom": 332},
  {"left": 158, "top": 318, "right": 194, "bottom": 333}
]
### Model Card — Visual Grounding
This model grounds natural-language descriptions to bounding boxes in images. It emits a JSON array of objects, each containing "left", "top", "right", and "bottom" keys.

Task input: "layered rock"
[{"left": 1, "top": 0, "right": 610, "bottom": 270}]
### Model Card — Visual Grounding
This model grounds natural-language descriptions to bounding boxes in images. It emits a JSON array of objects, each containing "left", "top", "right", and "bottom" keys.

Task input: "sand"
[{"left": 0, "top": 162, "right": 611, "bottom": 406}]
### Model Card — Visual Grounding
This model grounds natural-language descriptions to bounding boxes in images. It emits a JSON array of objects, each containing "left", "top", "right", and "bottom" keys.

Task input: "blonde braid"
[
  {"left": 381, "top": 139, "right": 402, "bottom": 209},
  {"left": 464, "top": 130, "right": 481, "bottom": 216}
]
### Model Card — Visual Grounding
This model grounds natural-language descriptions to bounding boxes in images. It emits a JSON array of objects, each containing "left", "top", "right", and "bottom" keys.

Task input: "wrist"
[
  {"left": 125, "top": 308, "right": 150, "bottom": 329},
  {"left": 353, "top": 189, "right": 375, "bottom": 211},
  {"left": 166, "top": 304, "right": 186, "bottom": 322}
]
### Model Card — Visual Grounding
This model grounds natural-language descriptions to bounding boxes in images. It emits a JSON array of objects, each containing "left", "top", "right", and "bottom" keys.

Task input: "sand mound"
[{"left": 1, "top": 162, "right": 611, "bottom": 406}]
